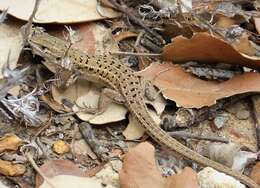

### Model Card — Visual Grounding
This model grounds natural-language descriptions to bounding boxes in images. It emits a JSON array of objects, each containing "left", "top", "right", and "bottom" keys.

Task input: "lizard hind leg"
[
  {"left": 82, "top": 88, "right": 125, "bottom": 116},
  {"left": 144, "top": 81, "right": 165, "bottom": 101}
]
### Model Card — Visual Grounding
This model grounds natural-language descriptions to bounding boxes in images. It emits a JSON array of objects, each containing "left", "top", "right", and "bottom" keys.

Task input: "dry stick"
[
  {"left": 25, "top": 152, "right": 55, "bottom": 188},
  {"left": 108, "top": 0, "right": 164, "bottom": 43},
  {"left": 33, "top": 113, "right": 53, "bottom": 138},
  {"left": 249, "top": 97, "right": 260, "bottom": 151},
  {"left": 177, "top": 0, "right": 226, "bottom": 40},
  {"left": 169, "top": 131, "right": 229, "bottom": 143},
  {"left": 176, "top": 0, "right": 195, "bottom": 33}
]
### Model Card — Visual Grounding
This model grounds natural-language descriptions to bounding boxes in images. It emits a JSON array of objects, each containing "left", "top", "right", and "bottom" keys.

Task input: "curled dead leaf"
[
  {"left": 0, "top": 0, "right": 119, "bottom": 24},
  {"left": 162, "top": 33, "right": 260, "bottom": 69},
  {"left": 138, "top": 63, "right": 260, "bottom": 108},
  {"left": 119, "top": 142, "right": 198, "bottom": 188}
]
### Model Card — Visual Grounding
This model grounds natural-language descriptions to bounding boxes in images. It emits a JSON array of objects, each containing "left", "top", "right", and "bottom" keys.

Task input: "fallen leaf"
[
  {"left": 138, "top": 63, "right": 260, "bottom": 108},
  {"left": 123, "top": 114, "right": 145, "bottom": 140},
  {"left": 35, "top": 160, "right": 86, "bottom": 187},
  {"left": 123, "top": 110, "right": 160, "bottom": 140},
  {"left": 69, "top": 23, "right": 119, "bottom": 55},
  {"left": 52, "top": 140, "right": 70, "bottom": 155},
  {"left": 145, "top": 93, "right": 167, "bottom": 115},
  {"left": 40, "top": 175, "right": 106, "bottom": 188},
  {"left": 162, "top": 33, "right": 260, "bottom": 69},
  {"left": 0, "top": 0, "right": 119, "bottom": 24},
  {"left": 198, "top": 167, "right": 246, "bottom": 188},
  {"left": 0, "top": 20, "right": 23, "bottom": 79},
  {"left": 52, "top": 78, "right": 91, "bottom": 105},
  {"left": 35, "top": 160, "right": 115, "bottom": 188},
  {"left": 0, "top": 181, "right": 8, "bottom": 188},
  {"left": 119, "top": 142, "right": 198, "bottom": 188},
  {"left": 0, "top": 159, "right": 26, "bottom": 176},
  {"left": 165, "top": 167, "right": 198, "bottom": 188},
  {"left": 0, "top": 134, "right": 23, "bottom": 153},
  {"left": 73, "top": 85, "right": 127, "bottom": 124},
  {"left": 207, "top": 143, "right": 241, "bottom": 168},
  {"left": 232, "top": 151, "right": 258, "bottom": 172},
  {"left": 250, "top": 162, "right": 260, "bottom": 185},
  {"left": 254, "top": 17, "right": 260, "bottom": 34}
]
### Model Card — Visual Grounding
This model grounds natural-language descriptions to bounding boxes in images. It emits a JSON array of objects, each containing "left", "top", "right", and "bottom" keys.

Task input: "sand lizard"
[{"left": 27, "top": 27, "right": 259, "bottom": 188}]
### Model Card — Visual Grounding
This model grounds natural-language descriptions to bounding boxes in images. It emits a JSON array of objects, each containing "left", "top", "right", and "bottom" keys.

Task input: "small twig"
[
  {"left": 249, "top": 97, "right": 260, "bottom": 151},
  {"left": 22, "top": 0, "right": 41, "bottom": 42},
  {"left": 24, "top": 152, "right": 55, "bottom": 188},
  {"left": 176, "top": 0, "right": 194, "bottom": 33},
  {"left": 0, "top": 9, "right": 8, "bottom": 23},
  {"left": 111, "top": 51, "right": 162, "bottom": 57},
  {"left": 169, "top": 131, "right": 229, "bottom": 143},
  {"left": 134, "top": 31, "right": 145, "bottom": 47},
  {"left": 79, "top": 122, "right": 109, "bottom": 161},
  {"left": 108, "top": 0, "right": 164, "bottom": 43},
  {"left": 33, "top": 113, "right": 53, "bottom": 138},
  {"left": 177, "top": 0, "right": 226, "bottom": 40}
]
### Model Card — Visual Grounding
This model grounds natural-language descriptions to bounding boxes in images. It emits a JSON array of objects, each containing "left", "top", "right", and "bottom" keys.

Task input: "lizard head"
[{"left": 28, "top": 27, "right": 70, "bottom": 61}]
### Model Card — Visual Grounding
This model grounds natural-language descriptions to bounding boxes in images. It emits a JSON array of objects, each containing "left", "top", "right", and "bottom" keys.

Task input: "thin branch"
[
  {"left": 24, "top": 152, "right": 55, "bottom": 188},
  {"left": 169, "top": 131, "right": 229, "bottom": 143},
  {"left": 22, "top": 0, "right": 41, "bottom": 42}
]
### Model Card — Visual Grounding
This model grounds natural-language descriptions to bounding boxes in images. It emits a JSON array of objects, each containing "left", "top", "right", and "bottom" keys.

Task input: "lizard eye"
[{"left": 41, "top": 46, "right": 47, "bottom": 51}]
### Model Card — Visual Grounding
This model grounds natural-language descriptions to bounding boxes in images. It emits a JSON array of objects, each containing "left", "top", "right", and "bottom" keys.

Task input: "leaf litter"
[{"left": 0, "top": 0, "right": 260, "bottom": 188}]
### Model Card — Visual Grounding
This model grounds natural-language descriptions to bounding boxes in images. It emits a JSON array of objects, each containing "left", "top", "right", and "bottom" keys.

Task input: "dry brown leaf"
[
  {"left": 0, "top": 134, "right": 22, "bottom": 153},
  {"left": 40, "top": 94, "right": 70, "bottom": 113},
  {"left": 0, "top": 20, "right": 23, "bottom": 79},
  {"left": 0, "top": 159, "right": 26, "bottom": 176},
  {"left": 52, "top": 78, "right": 91, "bottom": 104},
  {"left": 138, "top": 63, "right": 260, "bottom": 108},
  {"left": 70, "top": 23, "right": 119, "bottom": 55},
  {"left": 162, "top": 33, "right": 260, "bottom": 69},
  {"left": 250, "top": 162, "right": 260, "bottom": 185},
  {"left": 35, "top": 160, "right": 86, "bottom": 187},
  {"left": 254, "top": 17, "right": 260, "bottom": 34},
  {"left": 119, "top": 142, "right": 198, "bottom": 188},
  {"left": 36, "top": 160, "right": 114, "bottom": 188},
  {"left": 0, "top": 0, "right": 119, "bottom": 24}
]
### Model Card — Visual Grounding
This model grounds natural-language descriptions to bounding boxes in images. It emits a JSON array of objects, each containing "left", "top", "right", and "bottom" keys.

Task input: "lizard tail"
[{"left": 131, "top": 104, "right": 259, "bottom": 188}]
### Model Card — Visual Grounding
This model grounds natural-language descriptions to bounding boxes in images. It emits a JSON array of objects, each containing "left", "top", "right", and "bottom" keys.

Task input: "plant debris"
[{"left": 0, "top": 0, "right": 260, "bottom": 187}]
